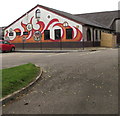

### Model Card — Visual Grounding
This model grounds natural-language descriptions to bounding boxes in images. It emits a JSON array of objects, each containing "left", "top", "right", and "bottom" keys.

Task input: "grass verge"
[{"left": 1, "top": 63, "right": 40, "bottom": 98}]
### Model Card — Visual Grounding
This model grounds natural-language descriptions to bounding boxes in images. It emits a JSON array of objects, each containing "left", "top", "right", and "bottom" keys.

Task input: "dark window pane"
[
  {"left": 96, "top": 30, "right": 98, "bottom": 41},
  {"left": 23, "top": 32, "right": 28, "bottom": 35},
  {"left": 9, "top": 32, "right": 14, "bottom": 36},
  {"left": 44, "top": 30, "right": 50, "bottom": 40},
  {"left": 87, "top": 28, "right": 91, "bottom": 41},
  {"left": 16, "top": 32, "right": 21, "bottom": 36},
  {"left": 66, "top": 28, "right": 73, "bottom": 39},
  {"left": 55, "top": 29, "right": 61, "bottom": 40}
]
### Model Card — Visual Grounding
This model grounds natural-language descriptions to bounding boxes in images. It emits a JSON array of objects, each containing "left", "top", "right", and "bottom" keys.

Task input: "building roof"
[
  {"left": 5, "top": 4, "right": 112, "bottom": 30},
  {"left": 40, "top": 5, "right": 110, "bottom": 29},
  {"left": 75, "top": 10, "right": 118, "bottom": 29}
]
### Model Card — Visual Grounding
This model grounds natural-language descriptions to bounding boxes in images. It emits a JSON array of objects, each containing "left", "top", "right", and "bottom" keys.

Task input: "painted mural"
[{"left": 4, "top": 6, "right": 83, "bottom": 43}]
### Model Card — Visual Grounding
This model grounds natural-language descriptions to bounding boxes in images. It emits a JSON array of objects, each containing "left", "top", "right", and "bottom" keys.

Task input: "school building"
[{"left": 1, "top": 5, "right": 119, "bottom": 49}]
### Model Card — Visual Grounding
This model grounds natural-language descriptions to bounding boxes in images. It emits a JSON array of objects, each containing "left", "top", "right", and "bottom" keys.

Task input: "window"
[
  {"left": 55, "top": 29, "right": 61, "bottom": 40},
  {"left": 44, "top": 30, "right": 50, "bottom": 40},
  {"left": 35, "top": 9, "right": 41, "bottom": 19},
  {"left": 87, "top": 28, "right": 91, "bottom": 41},
  {"left": 9, "top": 32, "right": 14, "bottom": 36},
  {"left": 63, "top": 22, "right": 69, "bottom": 27},
  {"left": 66, "top": 28, "right": 73, "bottom": 39},
  {"left": 16, "top": 32, "right": 21, "bottom": 36},
  {"left": 23, "top": 31, "right": 28, "bottom": 35},
  {"left": 95, "top": 30, "right": 98, "bottom": 41}
]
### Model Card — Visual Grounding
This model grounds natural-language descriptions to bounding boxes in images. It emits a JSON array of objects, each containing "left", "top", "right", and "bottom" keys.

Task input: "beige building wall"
[{"left": 101, "top": 32, "right": 116, "bottom": 48}]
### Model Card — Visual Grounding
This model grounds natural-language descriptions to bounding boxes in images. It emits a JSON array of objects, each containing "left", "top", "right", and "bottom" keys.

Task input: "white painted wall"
[{"left": 4, "top": 6, "right": 83, "bottom": 41}]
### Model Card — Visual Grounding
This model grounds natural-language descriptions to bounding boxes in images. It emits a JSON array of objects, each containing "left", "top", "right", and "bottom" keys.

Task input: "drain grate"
[{"left": 89, "top": 49, "right": 97, "bottom": 52}]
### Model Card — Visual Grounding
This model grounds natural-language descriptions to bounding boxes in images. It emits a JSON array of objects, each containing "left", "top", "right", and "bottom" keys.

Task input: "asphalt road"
[{"left": 2, "top": 48, "right": 118, "bottom": 114}]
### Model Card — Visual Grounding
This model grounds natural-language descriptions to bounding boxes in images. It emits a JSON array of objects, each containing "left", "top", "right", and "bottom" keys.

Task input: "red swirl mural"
[{"left": 5, "top": 16, "right": 83, "bottom": 43}]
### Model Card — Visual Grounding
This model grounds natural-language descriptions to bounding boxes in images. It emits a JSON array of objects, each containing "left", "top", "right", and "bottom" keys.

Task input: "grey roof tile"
[
  {"left": 40, "top": 5, "right": 110, "bottom": 29},
  {"left": 75, "top": 10, "right": 118, "bottom": 29}
]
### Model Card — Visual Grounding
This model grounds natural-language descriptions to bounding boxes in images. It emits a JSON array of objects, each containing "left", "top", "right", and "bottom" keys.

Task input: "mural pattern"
[{"left": 5, "top": 16, "right": 83, "bottom": 43}]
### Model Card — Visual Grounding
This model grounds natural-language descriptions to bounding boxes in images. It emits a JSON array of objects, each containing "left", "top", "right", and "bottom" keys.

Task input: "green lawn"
[{"left": 1, "top": 63, "right": 40, "bottom": 98}]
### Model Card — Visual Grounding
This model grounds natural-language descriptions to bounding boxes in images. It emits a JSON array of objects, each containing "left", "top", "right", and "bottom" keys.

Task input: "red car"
[{"left": 0, "top": 40, "right": 15, "bottom": 52}]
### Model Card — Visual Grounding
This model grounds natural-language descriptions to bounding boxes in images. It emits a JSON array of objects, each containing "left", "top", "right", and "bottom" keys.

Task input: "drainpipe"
[
  {"left": 92, "top": 28, "right": 95, "bottom": 47},
  {"left": 82, "top": 38, "right": 84, "bottom": 50},
  {"left": 82, "top": 26, "right": 86, "bottom": 50}
]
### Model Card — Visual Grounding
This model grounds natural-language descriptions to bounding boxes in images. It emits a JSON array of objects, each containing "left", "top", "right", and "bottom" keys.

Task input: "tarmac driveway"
[{"left": 2, "top": 48, "right": 118, "bottom": 114}]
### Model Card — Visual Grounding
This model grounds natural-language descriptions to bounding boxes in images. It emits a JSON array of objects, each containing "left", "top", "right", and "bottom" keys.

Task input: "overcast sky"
[{"left": 0, "top": 0, "right": 119, "bottom": 27}]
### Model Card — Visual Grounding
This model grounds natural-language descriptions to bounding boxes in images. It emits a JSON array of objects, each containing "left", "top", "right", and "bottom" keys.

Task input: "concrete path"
[{"left": 2, "top": 48, "right": 118, "bottom": 114}]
